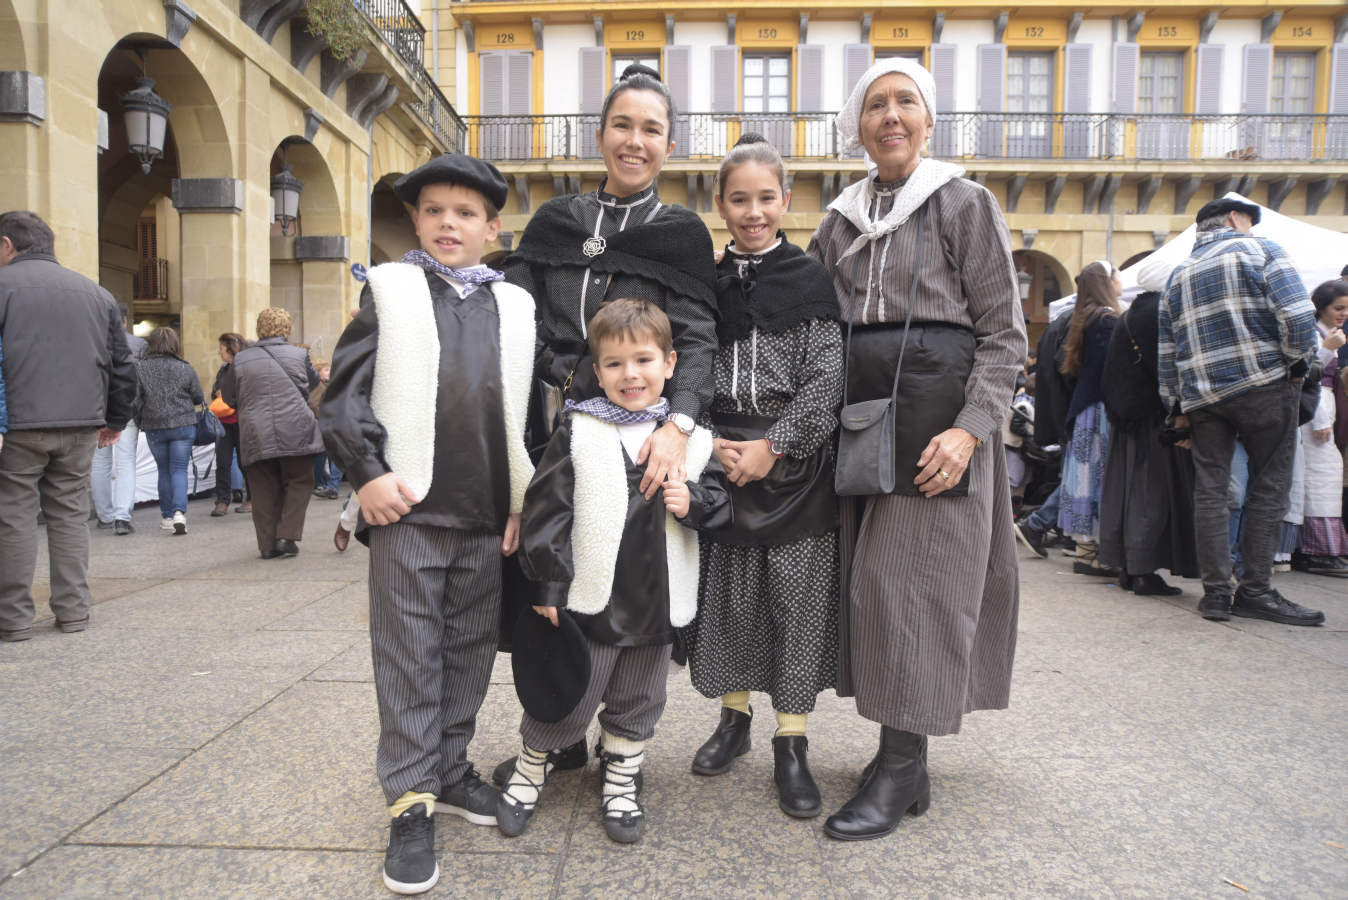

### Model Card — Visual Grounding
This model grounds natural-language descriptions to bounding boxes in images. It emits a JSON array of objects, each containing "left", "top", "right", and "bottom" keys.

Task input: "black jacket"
[
  {"left": 1032, "top": 312, "right": 1075, "bottom": 446},
  {"left": 520, "top": 415, "right": 731, "bottom": 647},
  {"left": 0, "top": 253, "right": 137, "bottom": 430},
  {"left": 1101, "top": 292, "right": 1166, "bottom": 432},
  {"left": 319, "top": 276, "right": 518, "bottom": 537},
  {"left": 1064, "top": 313, "right": 1118, "bottom": 427}
]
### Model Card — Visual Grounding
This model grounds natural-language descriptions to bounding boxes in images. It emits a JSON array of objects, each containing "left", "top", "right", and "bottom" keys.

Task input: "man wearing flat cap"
[{"left": 1158, "top": 197, "right": 1322, "bottom": 626}]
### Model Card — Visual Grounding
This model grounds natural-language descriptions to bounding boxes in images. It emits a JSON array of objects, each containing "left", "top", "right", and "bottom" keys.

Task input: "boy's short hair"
[{"left": 587, "top": 298, "right": 674, "bottom": 359}]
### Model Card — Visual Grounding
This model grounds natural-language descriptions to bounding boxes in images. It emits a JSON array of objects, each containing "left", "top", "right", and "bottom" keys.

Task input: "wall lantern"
[
  {"left": 271, "top": 142, "right": 303, "bottom": 237},
  {"left": 1017, "top": 268, "right": 1033, "bottom": 302},
  {"left": 119, "top": 76, "right": 171, "bottom": 174}
]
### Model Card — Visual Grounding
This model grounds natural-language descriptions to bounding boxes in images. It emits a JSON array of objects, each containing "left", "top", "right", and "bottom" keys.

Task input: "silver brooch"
[{"left": 582, "top": 236, "right": 606, "bottom": 258}]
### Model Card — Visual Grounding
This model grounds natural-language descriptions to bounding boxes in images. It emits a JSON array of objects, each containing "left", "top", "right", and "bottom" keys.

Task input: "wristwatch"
[
  {"left": 669, "top": 413, "right": 695, "bottom": 436},
  {"left": 765, "top": 437, "right": 785, "bottom": 458}
]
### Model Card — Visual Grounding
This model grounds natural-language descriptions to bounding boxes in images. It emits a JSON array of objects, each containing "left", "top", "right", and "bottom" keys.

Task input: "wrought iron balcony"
[
  {"left": 353, "top": 0, "right": 466, "bottom": 152},
  {"left": 463, "top": 112, "right": 1348, "bottom": 164}
]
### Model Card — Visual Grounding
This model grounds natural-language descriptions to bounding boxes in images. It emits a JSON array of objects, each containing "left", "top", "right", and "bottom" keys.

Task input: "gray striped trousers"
[
  {"left": 520, "top": 639, "right": 670, "bottom": 750},
  {"left": 368, "top": 522, "right": 501, "bottom": 804}
]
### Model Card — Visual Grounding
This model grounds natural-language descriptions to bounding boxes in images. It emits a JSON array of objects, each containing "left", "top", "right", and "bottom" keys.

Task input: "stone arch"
[
  {"left": 272, "top": 137, "right": 343, "bottom": 235},
  {"left": 1119, "top": 249, "right": 1153, "bottom": 270},
  {"left": 370, "top": 174, "right": 416, "bottom": 265},
  {"left": 0, "top": 0, "right": 28, "bottom": 70},
  {"left": 1013, "top": 249, "right": 1072, "bottom": 345}
]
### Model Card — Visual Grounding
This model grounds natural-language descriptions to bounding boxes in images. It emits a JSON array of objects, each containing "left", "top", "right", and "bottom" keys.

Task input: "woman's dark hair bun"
[
  {"left": 734, "top": 132, "right": 768, "bottom": 147},
  {"left": 620, "top": 63, "right": 662, "bottom": 82}
]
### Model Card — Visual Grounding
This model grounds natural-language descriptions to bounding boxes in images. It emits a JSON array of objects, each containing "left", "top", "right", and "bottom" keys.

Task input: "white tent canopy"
[{"left": 1049, "top": 192, "right": 1348, "bottom": 321}]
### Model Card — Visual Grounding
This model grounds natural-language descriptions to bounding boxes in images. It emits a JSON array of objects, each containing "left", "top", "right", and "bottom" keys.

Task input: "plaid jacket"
[{"left": 1157, "top": 228, "right": 1316, "bottom": 413}]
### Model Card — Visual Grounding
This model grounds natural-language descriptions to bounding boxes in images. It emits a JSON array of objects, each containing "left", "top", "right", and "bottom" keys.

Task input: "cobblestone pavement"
[{"left": 0, "top": 494, "right": 1344, "bottom": 898}]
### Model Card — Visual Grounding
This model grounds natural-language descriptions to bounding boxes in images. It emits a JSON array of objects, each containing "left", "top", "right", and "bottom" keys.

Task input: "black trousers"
[
  {"left": 213, "top": 422, "right": 250, "bottom": 502},
  {"left": 243, "top": 455, "right": 314, "bottom": 553}
]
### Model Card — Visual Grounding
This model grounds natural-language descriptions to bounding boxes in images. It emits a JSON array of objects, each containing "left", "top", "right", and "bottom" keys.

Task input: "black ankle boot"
[
  {"left": 691, "top": 706, "right": 752, "bottom": 775},
  {"left": 824, "top": 727, "right": 930, "bottom": 841},
  {"left": 858, "top": 732, "right": 928, "bottom": 787},
  {"left": 772, "top": 735, "right": 821, "bottom": 818}
]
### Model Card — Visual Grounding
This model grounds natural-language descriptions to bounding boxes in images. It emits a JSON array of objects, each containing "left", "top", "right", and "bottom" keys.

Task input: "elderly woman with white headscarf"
[{"left": 806, "top": 59, "right": 1027, "bottom": 841}]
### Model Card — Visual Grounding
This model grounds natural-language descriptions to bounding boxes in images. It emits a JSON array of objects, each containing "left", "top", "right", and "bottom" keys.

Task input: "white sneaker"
[
  {"left": 161, "top": 517, "right": 174, "bottom": 531},
  {"left": 172, "top": 511, "right": 187, "bottom": 535}
]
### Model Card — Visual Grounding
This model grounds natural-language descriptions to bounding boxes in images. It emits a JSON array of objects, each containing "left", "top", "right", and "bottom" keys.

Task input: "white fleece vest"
[
  {"left": 365, "top": 263, "right": 535, "bottom": 513},
  {"left": 567, "top": 415, "right": 713, "bottom": 627}
]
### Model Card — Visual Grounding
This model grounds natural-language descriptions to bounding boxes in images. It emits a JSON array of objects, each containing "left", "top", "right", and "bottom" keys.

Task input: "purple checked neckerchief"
[
  {"left": 402, "top": 249, "right": 504, "bottom": 286},
  {"left": 565, "top": 396, "right": 669, "bottom": 426}
]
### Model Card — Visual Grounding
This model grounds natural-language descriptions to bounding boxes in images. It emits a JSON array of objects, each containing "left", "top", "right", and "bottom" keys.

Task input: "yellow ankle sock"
[
  {"left": 389, "top": 790, "right": 437, "bottom": 818},
  {"left": 721, "top": 691, "right": 751, "bottom": 715},
  {"left": 774, "top": 711, "right": 807, "bottom": 737}
]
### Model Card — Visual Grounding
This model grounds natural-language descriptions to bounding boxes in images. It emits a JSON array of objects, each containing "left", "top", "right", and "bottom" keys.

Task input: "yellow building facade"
[
  {"left": 1, "top": 0, "right": 458, "bottom": 381},
  {"left": 444, "top": 0, "right": 1348, "bottom": 341}
]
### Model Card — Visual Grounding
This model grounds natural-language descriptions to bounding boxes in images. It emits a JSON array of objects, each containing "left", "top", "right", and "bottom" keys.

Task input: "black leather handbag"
[{"left": 711, "top": 411, "right": 838, "bottom": 545}]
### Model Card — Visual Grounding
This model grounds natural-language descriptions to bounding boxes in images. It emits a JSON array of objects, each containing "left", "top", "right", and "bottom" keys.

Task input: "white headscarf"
[
  {"left": 835, "top": 58, "right": 938, "bottom": 154},
  {"left": 828, "top": 58, "right": 962, "bottom": 261}
]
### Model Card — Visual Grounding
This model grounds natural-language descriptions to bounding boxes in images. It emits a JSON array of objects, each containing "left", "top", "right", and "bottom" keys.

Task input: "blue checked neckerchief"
[
  {"left": 401, "top": 249, "right": 504, "bottom": 286},
  {"left": 565, "top": 396, "right": 669, "bottom": 426}
]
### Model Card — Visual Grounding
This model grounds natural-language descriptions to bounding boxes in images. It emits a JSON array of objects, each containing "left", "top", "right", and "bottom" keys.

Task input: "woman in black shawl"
[
  {"left": 494, "top": 63, "right": 718, "bottom": 784},
  {"left": 505, "top": 64, "right": 717, "bottom": 488},
  {"left": 1097, "top": 273, "right": 1199, "bottom": 591}
]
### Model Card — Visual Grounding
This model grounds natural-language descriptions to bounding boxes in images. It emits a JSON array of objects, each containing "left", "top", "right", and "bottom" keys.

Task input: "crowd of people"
[
  {"left": 0, "top": 54, "right": 1337, "bottom": 897},
  {"left": 1012, "top": 202, "right": 1345, "bottom": 626}
]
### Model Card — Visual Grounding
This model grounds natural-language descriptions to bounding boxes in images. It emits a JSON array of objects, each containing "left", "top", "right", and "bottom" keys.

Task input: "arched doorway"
[
  {"left": 1013, "top": 249, "right": 1071, "bottom": 345},
  {"left": 370, "top": 174, "right": 417, "bottom": 265},
  {"left": 96, "top": 36, "right": 235, "bottom": 378},
  {"left": 268, "top": 136, "right": 347, "bottom": 357}
]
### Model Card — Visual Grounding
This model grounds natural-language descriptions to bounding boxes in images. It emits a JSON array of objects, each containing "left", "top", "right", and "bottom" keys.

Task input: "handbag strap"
[{"left": 841, "top": 204, "right": 927, "bottom": 407}]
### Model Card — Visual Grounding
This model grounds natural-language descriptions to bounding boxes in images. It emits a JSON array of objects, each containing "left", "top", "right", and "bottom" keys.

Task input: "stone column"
[
  {"left": 173, "top": 177, "right": 245, "bottom": 383},
  {"left": 294, "top": 235, "right": 350, "bottom": 359}
]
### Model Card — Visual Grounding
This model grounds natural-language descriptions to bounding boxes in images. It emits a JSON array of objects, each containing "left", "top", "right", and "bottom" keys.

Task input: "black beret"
[
  {"left": 1195, "top": 197, "right": 1261, "bottom": 227},
  {"left": 511, "top": 608, "right": 591, "bottom": 724},
  {"left": 393, "top": 152, "right": 509, "bottom": 211}
]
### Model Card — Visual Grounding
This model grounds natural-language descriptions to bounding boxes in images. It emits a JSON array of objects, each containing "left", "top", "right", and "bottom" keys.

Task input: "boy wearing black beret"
[{"left": 318, "top": 153, "right": 537, "bottom": 894}]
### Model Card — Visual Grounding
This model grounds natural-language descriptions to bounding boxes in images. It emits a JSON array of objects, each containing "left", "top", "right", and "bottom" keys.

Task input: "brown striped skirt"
[{"left": 836, "top": 440, "right": 1019, "bottom": 736}]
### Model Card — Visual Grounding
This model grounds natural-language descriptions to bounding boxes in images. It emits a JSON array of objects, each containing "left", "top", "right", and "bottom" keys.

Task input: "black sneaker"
[
  {"left": 435, "top": 768, "right": 499, "bottom": 825},
  {"left": 490, "top": 739, "right": 589, "bottom": 787},
  {"left": 1231, "top": 589, "right": 1325, "bottom": 626},
  {"left": 114, "top": 519, "right": 134, "bottom": 535},
  {"left": 1014, "top": 521, "right": 1047, "bottom": 558},
  {"left": 1198, "top": 592, "right": 1232, "bottom": 621},
  {"left": 382, "top": 805, "right": 438, "bottom": 895},
  {"left": 1291, "top": 552, "right": 1348, "bottom": 577}
]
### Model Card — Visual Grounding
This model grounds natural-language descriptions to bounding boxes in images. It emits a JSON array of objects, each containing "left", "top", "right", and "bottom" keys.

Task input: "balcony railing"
[
  {"left": 355, "top": 0, "right": 424, "bottom": 70},
  {"left": 463, "top": 112, "right": 1348, "bottom": 164}
]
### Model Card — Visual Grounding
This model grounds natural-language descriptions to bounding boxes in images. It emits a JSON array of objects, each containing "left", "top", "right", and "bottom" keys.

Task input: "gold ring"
[{"left": 940, "top": 470, "right": 951, "bottom": 480}]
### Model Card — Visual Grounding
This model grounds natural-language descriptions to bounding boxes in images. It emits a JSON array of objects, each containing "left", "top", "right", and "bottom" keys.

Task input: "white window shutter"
[
  {"left": 843, "top": 43, "right": 873, "bottom": 99},
  {"left": 1063, "top": 44, "right": 1092, "bottom": 158},
  {"left": 798, "top": 44, "right": 824, "bottom": 111},
  {"left": 507, "top": 52, "right": 532, "bottom": 115},
  {"left": 1064, "top": 44, "right": 1092, "bottom": 112},
  {"left": 1195, "top": 44, "right": 1224, "bottom": 115},
  {"left": 976, "top": 44, "right": 1005, "bottom": 111},
  {"left": 711, "top": 46, "right": 739, "bottom": 113},
  {"left": 976, "top": 44, "right": 1005, "bottom": 157},
  {"left": 579, "top": 47, "right": 605, "bottom": 158},
  {"left": 480, "top": 52, "right": 505, "bottom": 115},
  {"left": 664, "top": 45, "right": 692, "bottom": 158},
  {"left": 929, "top": 44, "right": 957, "bottom": 156},
  {"left": 1241, "top": 44, "right": 1272, "bottom": 114},
  {"left": 1112, "top": 43, "right": 1138, "bottom": 114},
  {"left": 1327, "top": 44, "right": 1348, "bottom": 157},
  {"left": 579, "top": 47, "right": 605, "bottom": 114}
]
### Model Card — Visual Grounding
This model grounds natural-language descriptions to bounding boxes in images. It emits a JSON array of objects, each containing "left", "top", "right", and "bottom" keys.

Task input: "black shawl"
[
  {"left": 1101, "top": 291, "right": 1164, "bottom": 431},
  {"left": 715, "top": 235, "right": 839, "bottom": 344},
  {"left": 512, "top": 196, "right": 717, "bottom": 307}
]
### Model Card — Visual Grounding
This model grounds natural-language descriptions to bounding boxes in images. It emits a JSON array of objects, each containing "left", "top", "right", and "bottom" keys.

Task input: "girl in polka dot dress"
[{"left": 683, "top": 134, "right": 845, "bottom": 818}]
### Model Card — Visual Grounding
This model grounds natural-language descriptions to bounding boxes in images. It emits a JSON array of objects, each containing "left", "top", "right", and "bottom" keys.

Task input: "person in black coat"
[
  {"left": 1098, "top": 290, "right": 1199, "bottom": 593},
  {"left": 1014, "top": 308, "right": 1075, "bottom": 557}
]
